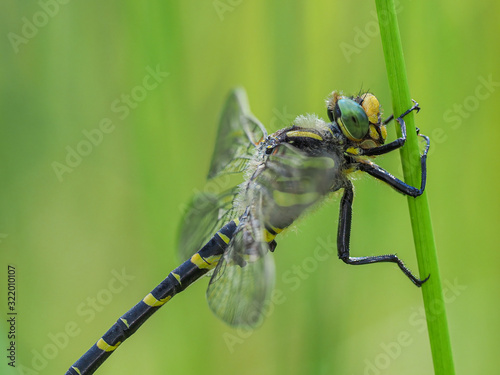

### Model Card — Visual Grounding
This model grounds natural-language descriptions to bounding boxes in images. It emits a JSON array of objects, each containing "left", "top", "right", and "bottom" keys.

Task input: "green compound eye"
[{"left": 336, "top": 99, "right": 369, "bottom": 141}]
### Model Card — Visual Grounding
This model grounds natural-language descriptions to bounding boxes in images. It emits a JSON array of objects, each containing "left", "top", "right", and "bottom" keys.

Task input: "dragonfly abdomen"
[{"left": 66, "top": 220, "right": 239, "bottom": 375}]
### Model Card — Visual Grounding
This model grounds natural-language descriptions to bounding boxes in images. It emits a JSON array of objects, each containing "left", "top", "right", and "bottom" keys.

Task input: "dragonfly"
[{"left": 66, "top": 88, "right": 429, "bottom": 375}]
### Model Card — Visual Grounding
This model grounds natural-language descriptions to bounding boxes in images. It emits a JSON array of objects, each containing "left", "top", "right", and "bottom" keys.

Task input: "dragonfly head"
[{"left": 327, "top": 91, "right": 387, "bottom": 150}]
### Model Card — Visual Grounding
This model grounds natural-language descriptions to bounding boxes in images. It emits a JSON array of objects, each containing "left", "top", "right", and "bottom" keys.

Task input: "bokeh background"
[{"left": 1, "top": 1, "right": 498, "bottom": 374}]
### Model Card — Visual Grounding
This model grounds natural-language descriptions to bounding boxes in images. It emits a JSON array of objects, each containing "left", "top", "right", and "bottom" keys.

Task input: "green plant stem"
[{"left": 374, "top": 1, "right": 455, "bottom": 374}]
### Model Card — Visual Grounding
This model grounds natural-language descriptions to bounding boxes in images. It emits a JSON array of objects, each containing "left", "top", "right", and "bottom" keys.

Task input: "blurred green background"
[{"left": 1, "top": 1, "right": 498, "bottom": 374}]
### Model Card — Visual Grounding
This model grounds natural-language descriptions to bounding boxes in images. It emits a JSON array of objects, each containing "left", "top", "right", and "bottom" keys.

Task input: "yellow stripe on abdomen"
[
  {"left": 190, "top": 253, "right": 221, "bottom": 270},
  {"left": 143, "top": 293, "right": 172, "bottom": 307},
  {"left": 96, "top": 338, "right": 121, "bottom": 352},
  {"left": 217, "top": 231, "right": 230, "bottom": 244},
  {"left": 120, "top": 318, "right": 130, "bottom": 328},
  {"left": 263, "top": 229, "right": 277, "bottom": 243},
  {"left": 263, "top": 225, "right": 284, "bottom": 243}
]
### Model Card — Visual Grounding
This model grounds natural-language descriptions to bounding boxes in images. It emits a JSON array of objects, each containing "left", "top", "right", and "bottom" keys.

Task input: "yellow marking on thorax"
[
  {"left": 346, "top": 147, "right": 360, "bottom": 155},
  {"left": 143, "top": 293, "right": 172, "bottom": 307},
  {"left": 286, "top": 130, "right": 323, "bottom": 141},
  {"left": 324, "top": 126, "right": 334, "bottom": 137},
  {"left": 71, "top": 367, "right": 82, "bottom": 375},
  {"left": 97, "top": 338, "right": 121, "bottom": 352}
]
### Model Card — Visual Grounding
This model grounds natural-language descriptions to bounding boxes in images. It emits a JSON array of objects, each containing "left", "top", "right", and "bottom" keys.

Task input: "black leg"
[
  {"left": 358, "top": 159, "right": 425, "bottom": 197},
  {"left": 361, "top": 100, "right": 420, "bottom": 157},
  {"left": 358, "top": 129, "right": 429, "bottom": 197},
  {"left": 337, "top": 183, "right": 429, "bottom": 286},
  {"left": 382, "top": 114, "right": 394, "bottom": 125}
]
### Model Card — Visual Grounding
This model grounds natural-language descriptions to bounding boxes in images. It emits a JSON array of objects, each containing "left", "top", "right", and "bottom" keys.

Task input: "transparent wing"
[
  {"left": 208, "top": 87, "right": 267, "bottom": 179},
  {"left": 206, "top": 143, "right": 340, "bottom": 328},
  {"left": 177, "top": 88, "right": 266, "bottom": 261},
  {"left": 206, "top": 208, "right": 275, "bottom": 328},
  {"left": 177, "top": 186, "right": 240, "bottom": 262},
  {"left": 247, "top": 143, "right": 341, "bottom": 231}
]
